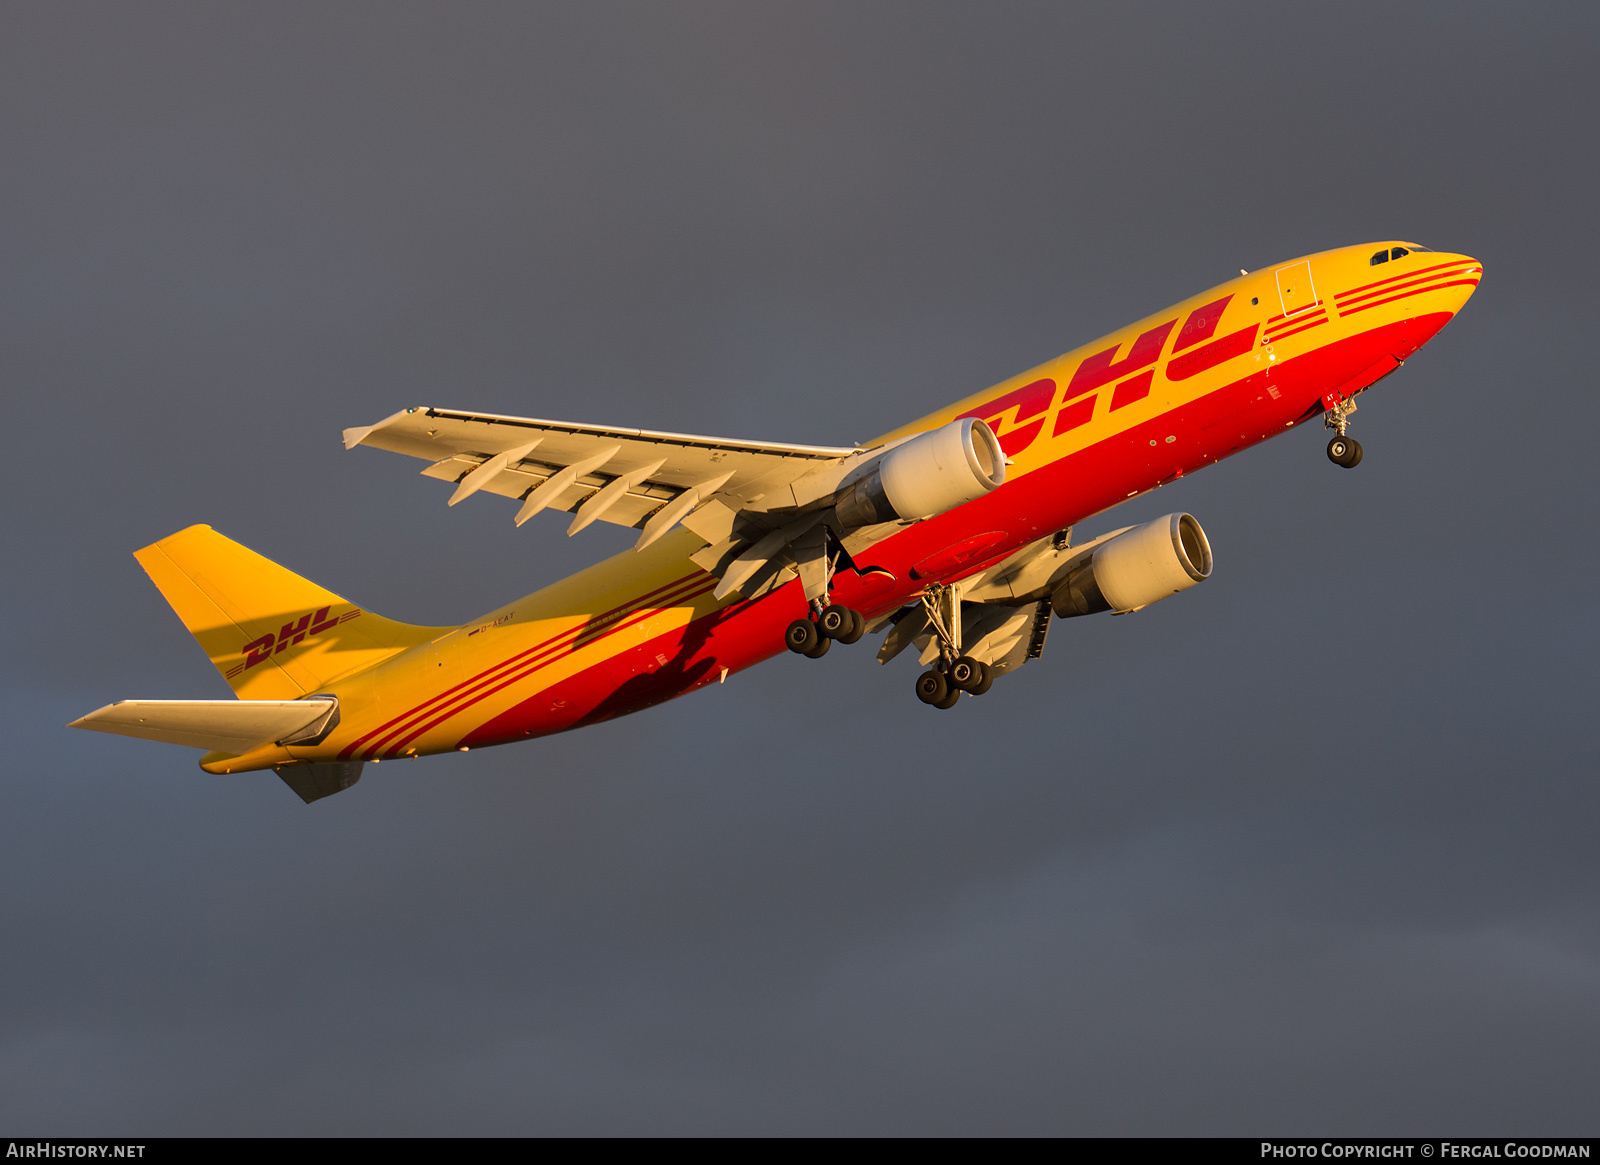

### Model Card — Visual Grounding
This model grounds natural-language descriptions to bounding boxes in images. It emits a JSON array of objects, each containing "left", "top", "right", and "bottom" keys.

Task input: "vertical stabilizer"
[{"left": 134, "top": 525, "right": 448, "bottom": 699}]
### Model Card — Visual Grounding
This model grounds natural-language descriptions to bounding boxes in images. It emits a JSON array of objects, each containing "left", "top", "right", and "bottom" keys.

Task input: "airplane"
[{"left": 71, "top": 242, "right": 1481, "bottom": 802}]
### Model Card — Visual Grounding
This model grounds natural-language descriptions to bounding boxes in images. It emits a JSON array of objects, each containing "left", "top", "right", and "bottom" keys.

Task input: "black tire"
[
  {"left": 915, "top": 670, "right": 949, "bottom": 705},
  {"left": 968, "top": 661, "right": 994, "bottom": 695},
  {"left": 1345, "top": 438, "right": 1364, "bottom": 468},
  {"left": 1327, "top": 436, "right": 1352, "bottom": 465},
  {"left": 819, "top": 604, "right": 853, "bottom": 640},
  {"left": 803, "top": 633, "right": 831, "bottom": 659},
  {"left": 837, "top": 608, "right": 866, "bottom": 645},
  {"left": 785, "top": 619, "right": 818, "bottom": 655},
  {"left": 933, "top": 686, "right": 962, "bottom": 710},
  {"left": 949, "top": 656, "right": 984, "bottom": 692}
]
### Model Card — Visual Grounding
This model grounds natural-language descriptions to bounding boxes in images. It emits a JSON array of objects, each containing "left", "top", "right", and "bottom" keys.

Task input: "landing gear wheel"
[
  {"left": 1327, "top": 435, "right": 1364, "bottom": 468},
  {"left": 803, "top": 633, "right": 832, "bottom": 659},
  {"left": 933, "top": 685, "right": 962, "bottom": 710},
  {"left": 968, "top": 661, "right": 994, "bottom": 695},
  {"left": 949, "top": 656, "right": 987, "bottom": 692},
  {"left": 838, "top": 608, "right": 866, "bottom": 645},
  {"left": 785, "top": 619, "right": 819, "bottom": 655},
  {"left": 819, "top": 605, "right": 854, "bottom": 640},
  {"left": 915, "top": 670, "right": 950, "bottom": 706}
]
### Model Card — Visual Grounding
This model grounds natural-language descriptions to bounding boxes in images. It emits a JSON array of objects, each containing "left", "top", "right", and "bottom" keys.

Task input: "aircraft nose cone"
[{"left": 1450, "top": 253, "right": 1484, "bottom": 310}]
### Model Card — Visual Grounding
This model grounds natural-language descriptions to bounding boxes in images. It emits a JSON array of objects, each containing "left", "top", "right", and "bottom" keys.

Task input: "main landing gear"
[
  {"left": 784, "top": 527, "right": 868, "bottom": 658},
  {"left": 1324, "top": 395, "right": 1363, "bottom": 468},
  {"left": 786, "top": 603, "right": 865, "bottom": 659},
  {"left": 913, "top": 582, "right": 992, "bottom": 711},
  {"left": 915, "top": 655, "right": 993, "bottom": 709}
]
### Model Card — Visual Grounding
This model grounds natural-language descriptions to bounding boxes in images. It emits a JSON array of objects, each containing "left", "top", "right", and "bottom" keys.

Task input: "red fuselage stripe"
[
  {"left": 1335, "top": 259, "right": 1479, "bottom": 302},
  {"left": 1266, "top": 316, "right": 1330, "bottom": 343},
  {"left": 1265, "top": 300, "right": 1323, "bottom": 325},
  {"left": 1266, "top": 314, "right": 1325, "bottom": 340},
  {"left": 376, "top": 578, "right": 719, "bottom": 757},
  {"left": 339, "top": 571, "right": 704, "bottom": 758},
  {"left": 358, "top": 574, "right": 715, "bottom": 759},
  {"left": 1336, "top": 265, "right": 1479, "bottom": 311},
  {"left": 1337, "top": 277, "right": 1481, "bottom": 318}
]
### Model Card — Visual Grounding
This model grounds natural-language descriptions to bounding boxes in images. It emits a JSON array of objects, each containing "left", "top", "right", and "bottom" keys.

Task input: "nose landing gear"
[
  {"left": 1324, "top": 395, "right": 1363, "bottom": 468},
  {"left": 1327, "top": 434, "right": 1363, "bottom": 467}
]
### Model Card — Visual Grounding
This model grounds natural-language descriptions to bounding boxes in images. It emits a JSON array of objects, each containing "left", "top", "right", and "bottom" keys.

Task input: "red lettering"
[
  {"left": 242, "top": 634, "right": 275, "bottom": 670},
  {"left": 956, "top": 378, "right": 1056, "bottom": 427},
  {"left": 274, "top": 612, "right": 313, "bottom": 653},
  {"left": 955, "top": 377, "right": 1056, "bottom": 458},
  {"left": 1063, "top": 320, "right": 1176, "bottom": 403},
  {"left": 1052, "top": 396, "right": 1096, "bottom": 435},
  {"left": 1109, "top": 370, "right": 1155, "bottom": 411},
  {"left": 998, "top": 419, "right": 1045, "bottom": 457},
  {"left": 1165, "top": 324, "right": 1259, "bottom": 381},
  {"left": 308, "top": 605, "right": 337, "bottom": 635},
  {"left": 1172, "top": 294, "right": 1233, "bottom": 353}
]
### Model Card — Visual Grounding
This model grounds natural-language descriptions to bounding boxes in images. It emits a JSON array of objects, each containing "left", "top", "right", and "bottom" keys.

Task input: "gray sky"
[{"left": 3, "top": 1, "right": 1597, "bottom": 1135}]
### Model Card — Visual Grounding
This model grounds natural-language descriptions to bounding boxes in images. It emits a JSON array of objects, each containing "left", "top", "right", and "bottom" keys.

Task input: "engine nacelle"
[
  {"left": 834, "top": 418, "right": 1005, "bottom": 528},
  {"left": 1051, "top": 513, "right": 1213, "bottom": 617}
]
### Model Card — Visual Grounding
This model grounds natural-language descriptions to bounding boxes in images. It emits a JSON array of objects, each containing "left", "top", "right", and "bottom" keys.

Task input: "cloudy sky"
[{"left": 3, "top": 1, "right": 1596, "bottom": 1134}]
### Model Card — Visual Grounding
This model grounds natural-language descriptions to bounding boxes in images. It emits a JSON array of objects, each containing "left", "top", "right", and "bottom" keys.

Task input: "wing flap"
[
  {"left": 419, "top": 456, "right": 675, "bottom": 529},
  {"left": 348, "top": 407, "right": 857, "bottom": 545}
]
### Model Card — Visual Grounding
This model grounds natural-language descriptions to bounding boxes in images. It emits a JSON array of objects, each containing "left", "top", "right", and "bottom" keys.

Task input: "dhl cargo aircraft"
[{"left": 73, "top": 242, "right": 1481, "bottom": 802}]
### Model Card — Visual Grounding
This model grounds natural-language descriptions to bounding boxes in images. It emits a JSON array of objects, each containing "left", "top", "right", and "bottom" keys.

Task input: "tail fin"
[{"left": 135, "top": 525, "right": 448, "bottom": 700}]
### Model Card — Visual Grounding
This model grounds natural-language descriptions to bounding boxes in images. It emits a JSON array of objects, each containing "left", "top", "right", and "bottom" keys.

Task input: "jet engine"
[
  {"left": 1051, "top": 512, "right": 1212, "bottom": 617},
  {"left": 834, "top": 418, "right": 1005, "bottom": 528}
]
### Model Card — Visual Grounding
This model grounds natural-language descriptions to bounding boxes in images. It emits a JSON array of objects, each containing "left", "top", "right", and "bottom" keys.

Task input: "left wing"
[{"left": 343, "top": 407, "right": 859, "bottom": 551}]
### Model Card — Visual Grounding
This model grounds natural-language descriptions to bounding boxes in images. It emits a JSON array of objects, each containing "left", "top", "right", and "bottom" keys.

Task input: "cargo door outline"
[{"left": 1275, "top": 260, "right": 1318, "bottom": 318}]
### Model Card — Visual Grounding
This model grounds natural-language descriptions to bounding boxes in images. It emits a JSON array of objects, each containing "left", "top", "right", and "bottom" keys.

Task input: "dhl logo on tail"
[{"left": 228, "top": 607, "right": 364, "bottom": 677}]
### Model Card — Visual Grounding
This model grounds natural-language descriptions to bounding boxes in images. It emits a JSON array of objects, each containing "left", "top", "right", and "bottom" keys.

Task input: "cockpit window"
[
  {"left": 1405, "top": 243, "right": 1434, "bottom": 252},
  {"left": 1391, "top": 246, "right": 1409, "bottom": 260},
  {"left": 1370, "top": 249, "right": 1390, "bottom": 265}
]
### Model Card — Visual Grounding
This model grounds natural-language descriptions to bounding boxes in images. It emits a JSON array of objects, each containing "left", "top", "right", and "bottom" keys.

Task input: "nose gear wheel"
[{"left": 1327, "top": 435, "right": 1363, "bottom": 468}]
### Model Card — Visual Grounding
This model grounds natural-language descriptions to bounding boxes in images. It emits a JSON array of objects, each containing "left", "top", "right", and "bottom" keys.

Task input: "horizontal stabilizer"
[{"left": 69, "top": 698, "right": 337, "bottom": 754}]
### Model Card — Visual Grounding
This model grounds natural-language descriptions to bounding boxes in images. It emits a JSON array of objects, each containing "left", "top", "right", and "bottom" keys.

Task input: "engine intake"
[
  {"left": 835, "top": 418, "right": 1005, "bottom": 528},
  {"left": 1051, "top": 513, "right": 1213, "bottom": 617}
]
